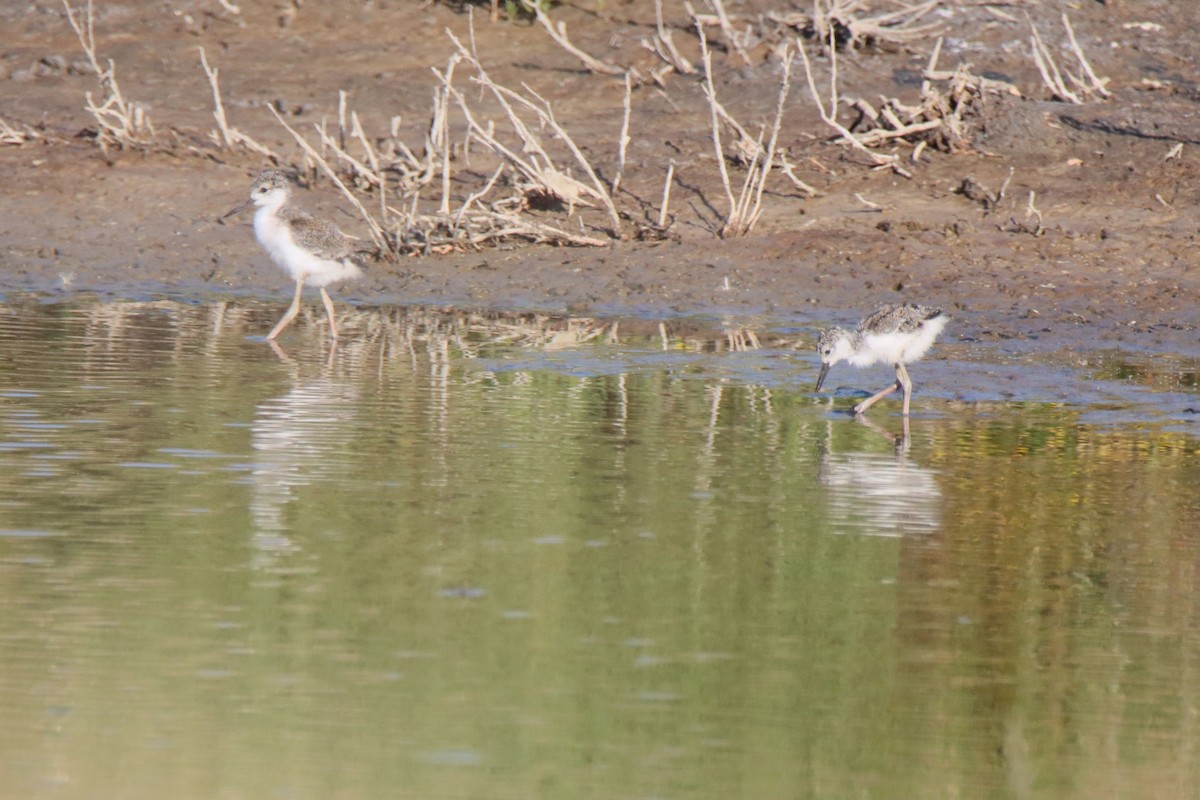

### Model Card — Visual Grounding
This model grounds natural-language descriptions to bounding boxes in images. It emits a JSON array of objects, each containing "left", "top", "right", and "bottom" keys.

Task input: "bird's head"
[
  {"left": 246, "top": 169, "right": 291, "bottom": 208},
  {"left": 220, "top": 169, "right": 291, "bottom": 222},
  {"left": 814, "top": 327, "right": 855, "bottom": 392}
]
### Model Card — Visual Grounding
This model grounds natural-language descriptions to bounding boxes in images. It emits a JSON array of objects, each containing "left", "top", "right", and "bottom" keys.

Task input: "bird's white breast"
[{"left": 253, "top": 207, "right": 347, "bottom": 285}]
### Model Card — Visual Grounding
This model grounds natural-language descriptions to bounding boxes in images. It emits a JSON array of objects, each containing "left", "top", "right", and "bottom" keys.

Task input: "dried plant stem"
[
  {"left": 63, "top": 0, "right": 154, "bottom": 150},
  {"left": 710, "top": 97, "right": 755, "bottom": 153},
  {"left": 0, "top": 116, "right": 42, "bottom": 145},
  {"left": 337, "top": 90, "right": 348, "bottom": 152},
  {"left": 350, "top": 111, "right": 380, "bottom": 175},
  {"left": 612, "top": 72, "right": 633, "bottom": 196},
  {"left": 1060, "top": 13, "right": 1111, "bottom": 98},
  {"left": 647, "top": 0, "right": 695, "bottom": 76},
  {"left": 695, "top": 10, "right": 800, "bottom": 233},
  {"left": 737, "top": 46, "right": 794, "bottom": 234},
  {"left": 922, "top": 35, "right": 942, "bottom": 95},
  {"left": 796, "top": 34, "right": 907, "bottom": 176},
  {"left": 696, "top": 17, "right": 738, "bottom": 219},
  {"left": 658, "top": 161, "right": 675, "bottom": 229},
  {"left": 517, "top": 80, "right": 622, "bottom": 229},
  {"left": 707, "top": 0, "right": 753, "bottom": 66},
  {"left": 438, "top": 55, "right": 460, "bottom": 215},
  {"left": 777, "top": 153, "right": 819, "bottom": 196},
  {"left": 778, "top": 0, "right": 941, "bottom": 51},
  {"left": 198, "top": 47, "right": 278, "bottom": 158},
  {"left": 1028, "top": 13, "right": 1110, "bottom": 104},
  {"left": 1028, "top": 14, "right": 1080, "bottom": 103},
  {"left": 996, "top": 166, "right": 1015, "bottom": 205},
  {"left": 200, "top": 47, "right": 233, "bottom": 148},
  {"left": 444, "top": 24, "right": 622, "bottom": 235},
  {"left": 314, "top": 124, "right": 382, "bottom": 188},
  {"left": 1025, "top": 190, "right": 1043, "bottom": 232},
  {"left": 453, "top": 164, "right": 506, "bottom": 228},
  {"left": 520, "top": 0, "right": 628, "bottom": 77}
]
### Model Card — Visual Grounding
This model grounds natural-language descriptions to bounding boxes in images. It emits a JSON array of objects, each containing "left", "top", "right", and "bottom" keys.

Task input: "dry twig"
[
  {"left": 62, "top": 0, "right": 155, "bottom": 151},
  {"left": 612, "top": 72, "right": 633, "bottom": 196},
  {"left": 696, "top": 16, "right": 738, "bottom": 223},
  {"left": 796, "top": 33, "right": 908, "bottom": 175},
  {"left": 519, "top": 0, "right": 630, "bottom": 78},
  {"left": 441, "top": 22, "right": 622, "bottom": 236},
  {"left": 1028, "top": 12, "right": 1110, "bottom": 104},
  {"left": 696, "top": 21, "right": 799, "bottom": 236},
  {"left": 198, "top": 47, "right": 279, "bottom": 159},
  {"left": 658, "top": 161, "right": 675, "bottom": 229},
  {"left": 770, "top": 0, "right": 941, "bottom": 51},
  {"left": 705, "top": 0, "right": 754, "bottom": 66},
  {"left": 642, "top": 0, "right": 696, "bottom": 77},
  {"left": 255, "top": 36, "right": 616, "bottom": 254},
  {"left": 0, "top": 116, "right": 43, "bottom": 145},
  {"left": 847, "top": 39, "right": 1021, "bottom": 157},
  {"left": 1060, "top": 13, "right": 1111, "bottom": 98},
  {"left": 727, "top": 46, "right": 795, "bottom": 236},
  {"left": 1001, "top": 188, "right": 1044, "bottom": 235}
]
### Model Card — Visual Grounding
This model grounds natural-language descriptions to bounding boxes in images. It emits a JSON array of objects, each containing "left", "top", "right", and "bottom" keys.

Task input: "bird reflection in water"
[
  {"left": 818, "top": 417, "right": 943, "bottom": 537},
  {"left": 247, "top": 341, "right": 359, "bottom": 571}
]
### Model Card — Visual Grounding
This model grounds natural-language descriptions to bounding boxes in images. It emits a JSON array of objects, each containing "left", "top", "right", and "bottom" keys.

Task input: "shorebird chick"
[
  {"left": 814, "top": 303, "right": 950, "bottom": 416},
  {"left": 223, "top": 169, "right": 364, "bottom": 341}
]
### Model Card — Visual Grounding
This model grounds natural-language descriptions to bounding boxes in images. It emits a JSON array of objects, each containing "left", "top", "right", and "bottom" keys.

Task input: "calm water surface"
[{"left": 1, "top": 299, "right": 1198, "bottom": 800}]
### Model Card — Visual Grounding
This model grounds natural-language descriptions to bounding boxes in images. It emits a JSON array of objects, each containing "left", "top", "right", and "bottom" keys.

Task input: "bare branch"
[
  {"left": 796, "top": 34, "right": 906, "bottom": 174},
  {"left": 520, "top": 0, "right": 629, "bottom": 78},
  {"left": 1028, "top": 13, "right": 1081, "bottom": 103},
  {"left": 707, "top": 0, "right": 753, "bottom": 66},
  {"left": 0, "top": 116, "right": 43, "bottom": 146},
  {"left": 63, "top": 0, "right": 154, "bottom": 150},
  {"left": 643, "top": 0, "right": 695, "bottom": 76},
  {"left": 612, "top": 71, "right": 633, "bottom": 196},
  {"left": 442, "top": 23, "right": 622, "bottom": 235},
  {"left": 1060, "top": 12, "right": 1111, "bottom": 98},
  {"left": 658, "top": 161, "right": 675, "bottom": 229},
  {"left": 198, "top": 47, "right": 279, "bottom": 159},
  {"left": 696, "top": 14, "right": 737, "bottom": 216}
]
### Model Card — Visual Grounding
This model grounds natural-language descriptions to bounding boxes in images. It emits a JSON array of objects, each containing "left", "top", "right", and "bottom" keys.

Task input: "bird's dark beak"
[
  {"left": 218, "top": 198, "right": 252, "bottom": 225},
  {"left": 815, "top": 362, "right": 831, "bottom": 393}
]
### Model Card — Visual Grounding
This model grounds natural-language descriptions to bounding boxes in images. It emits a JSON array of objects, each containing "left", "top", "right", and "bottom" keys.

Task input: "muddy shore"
[{"left": 1, "top": 1, "right": 1198, "bottom": 355}]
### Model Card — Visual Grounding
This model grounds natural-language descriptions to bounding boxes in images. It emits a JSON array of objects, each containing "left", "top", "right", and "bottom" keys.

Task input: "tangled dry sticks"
[
  {"left": 42, "top": 1, "right": 1114, "bottom": 258},
  {"left": 205, "top": 20, "right": 620, "bottom": 256},
  {"left": 843, "top": 38, "right": 1022, "bottom": 162},
  {"left": 61, "top": 0, "right": 156, "bottom": 154},
  {"left": 0, "top": 116, "right": 43, "bottom": 146}
]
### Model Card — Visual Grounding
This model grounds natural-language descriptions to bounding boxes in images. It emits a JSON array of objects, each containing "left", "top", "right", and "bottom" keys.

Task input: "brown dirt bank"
[{"left": 1, "top": 1, "right": 1198, "bottom": 355}]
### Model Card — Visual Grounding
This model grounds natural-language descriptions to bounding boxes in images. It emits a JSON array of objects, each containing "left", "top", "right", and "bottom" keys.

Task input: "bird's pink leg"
[
  {"left": 897, "top": 362, "right": 913, "bottom": 416},
  {"left": 853, "top": 382, "right": 899, "bottom": 415},
  {"left": 267, "top": 278, "right": 305, "bottom": 341},
  {"left": 319, "top": 287, "right": 339, "bottom": 339}
]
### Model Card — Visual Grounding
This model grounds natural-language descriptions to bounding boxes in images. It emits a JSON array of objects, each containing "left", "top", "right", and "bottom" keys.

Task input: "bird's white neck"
[
  {"left": 254, "top": 187, "right": 289, "bottom": 216},
  {"left": 252, "top": 190, "right": 293, "bottom": 257}
]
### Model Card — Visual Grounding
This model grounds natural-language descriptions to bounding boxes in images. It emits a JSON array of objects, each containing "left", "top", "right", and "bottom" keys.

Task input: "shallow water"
[{"left": 1, "top": 299, "right": 1199, "bottom": 800}]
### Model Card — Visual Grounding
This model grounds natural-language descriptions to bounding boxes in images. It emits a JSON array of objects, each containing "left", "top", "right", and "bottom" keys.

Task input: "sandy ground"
[{"left": 1, "top": 0, "right": 1198, "bottom": 356}]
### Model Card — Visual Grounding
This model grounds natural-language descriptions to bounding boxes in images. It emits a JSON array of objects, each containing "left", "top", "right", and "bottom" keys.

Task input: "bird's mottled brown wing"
[
  {"left": 903, "top": 304, "right": 945, "bottom": 332},
  {"left": 857, "top": 304, "right": 900, "bottom": 334},
  {"left": 281, "top": 208, "right": 354, "bottom": 261},
  {"left": 859, "top": 303, "right": 943, "bottom": 335}
]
